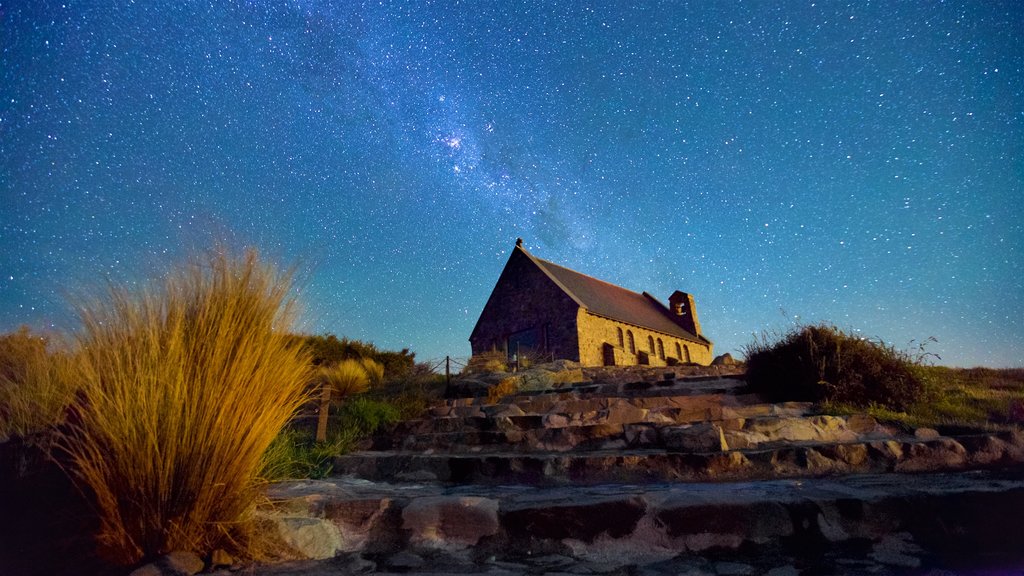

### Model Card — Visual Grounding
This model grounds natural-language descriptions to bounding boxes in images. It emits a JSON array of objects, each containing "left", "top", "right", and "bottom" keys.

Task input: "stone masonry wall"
[
  {"left": 470, "top": 248, "right": 581, "bottom": 361},
  {"left": 576, "top": 311, "right": 713, "bottom": 367}
]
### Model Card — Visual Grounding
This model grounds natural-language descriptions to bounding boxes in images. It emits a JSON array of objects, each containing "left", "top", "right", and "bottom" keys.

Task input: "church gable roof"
[{"left": 518, "top": 246, "right": 706, "bottom": 343}]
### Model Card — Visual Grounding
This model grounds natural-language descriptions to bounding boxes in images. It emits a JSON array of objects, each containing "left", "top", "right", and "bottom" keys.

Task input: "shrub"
[
  {"left": 299, "top": 334, "right": 416, "bottom": 382},
  {"left": 743, "top": 324, "right": 924, "bottom": 411},
  {"left": 0, "top": 327, "right": 75, "bottom": 438},
  {"left": 334, "top": 396, "right": 401, "bottom": 436},
  {"left": 55, "top": 249, "right": 313, "bottom": 564}
]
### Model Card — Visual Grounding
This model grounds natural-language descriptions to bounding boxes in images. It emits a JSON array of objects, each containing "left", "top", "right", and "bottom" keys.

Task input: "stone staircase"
[
  {"left": 333, "top": 374, "right": 1024, "bottom": 486},
  {"left": 259, "top": 369, "right": 1024, "bottom": 575}
]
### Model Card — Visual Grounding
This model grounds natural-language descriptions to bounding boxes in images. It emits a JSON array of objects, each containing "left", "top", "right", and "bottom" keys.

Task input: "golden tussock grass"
[
  {"left": 316, "top": 358, "right": 382, "bottom": 401},
  {"left": 0, "top": 327, "right": 76, "bottom": 439},
  {"left": 55, "top": 249, "right": 314, "bottom": 564}
]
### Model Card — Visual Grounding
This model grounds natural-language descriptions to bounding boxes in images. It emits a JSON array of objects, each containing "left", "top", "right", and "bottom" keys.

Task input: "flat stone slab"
[
  {"left": 256, "top": 468, "right": 1024, "bottom": 574},
  {"left": 338, "top": 431, "right": 1024, "bottom": 485}
]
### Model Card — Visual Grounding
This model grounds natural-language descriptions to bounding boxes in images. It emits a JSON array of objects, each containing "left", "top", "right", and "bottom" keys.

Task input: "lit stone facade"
[{"left": 470, "top": 241, "right": 713, "bottom": 367}]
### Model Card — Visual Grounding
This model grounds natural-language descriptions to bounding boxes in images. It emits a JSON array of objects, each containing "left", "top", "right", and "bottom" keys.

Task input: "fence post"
[
  {"left": 316, "top": 382, "right": 331, "bottom": 443},
  {"left": 446, "top": 355, "right": 451, "bottom": 387}
]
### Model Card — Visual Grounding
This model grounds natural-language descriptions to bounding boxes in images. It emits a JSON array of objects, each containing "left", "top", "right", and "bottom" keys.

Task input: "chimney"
[{"left": 668, "top": 291, "right": 702, "bottom": 336}]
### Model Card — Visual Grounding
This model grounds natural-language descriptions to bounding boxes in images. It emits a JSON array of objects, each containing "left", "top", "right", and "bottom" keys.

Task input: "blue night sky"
[{"left": 2, "top": 1, "right": 1021, "bottom": 367}]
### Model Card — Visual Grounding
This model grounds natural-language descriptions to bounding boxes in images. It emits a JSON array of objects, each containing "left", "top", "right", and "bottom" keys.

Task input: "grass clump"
[
  {"left": 316, "top": 358, "right": 383, "bottom": 401},
  {"left": 55, "top": 249, "right": 313, "bottom": 565},
  {"left": 0, "top": 327, "right": 75, "bottom": 439},
  {"left": 744, "top": 323, "right": 925, "bottom": 411},
  {"left": 263, "top": 397, "right": 402, "bottom": 480}
]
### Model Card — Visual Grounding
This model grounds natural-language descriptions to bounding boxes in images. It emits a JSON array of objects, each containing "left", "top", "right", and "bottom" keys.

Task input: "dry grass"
[
  {"left": 0, "top": 327, "right": 76, "bottom": 439},
  {"left": 54, "top": 249, "right": 313, "bottom": 564},
  {"left": 316, "top": 358, "right": 383, "bottom": 401},
  {"left": 464, "top": 350, "right": 508, "bottom": 374}
]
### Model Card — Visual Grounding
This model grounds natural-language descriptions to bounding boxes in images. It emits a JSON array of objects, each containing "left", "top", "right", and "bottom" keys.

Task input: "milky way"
[{"left": 2, "top": 1, "right": 1021, "bottom": 367}]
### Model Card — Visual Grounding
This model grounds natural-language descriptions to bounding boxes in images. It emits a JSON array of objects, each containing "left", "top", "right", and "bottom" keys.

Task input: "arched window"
[
  {"left": 648, "top": 335, "right": 655, "bottom": 354},
  {"left": 627, "top": 331, "right": 635, "bottom": 354},
  {"left": 675, "top": 342, "right": 682, "bottom": 360},
  {"left": 657, "top": 338, "right": 665, "bottom": 360},
  {"left": 617, "top": 327, "right": 624, "bottom": 348},
  {"left": 683, "top": 345, "right": 691, "bottom": 363}
]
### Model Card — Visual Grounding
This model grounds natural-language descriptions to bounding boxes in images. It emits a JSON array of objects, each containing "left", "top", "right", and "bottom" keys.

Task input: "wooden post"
[
  {"left": 316, "top": 382, "right": 331, "bottom": 443},
  {"left": 445, "top": 356, "right": 451, "bottom": 388}
]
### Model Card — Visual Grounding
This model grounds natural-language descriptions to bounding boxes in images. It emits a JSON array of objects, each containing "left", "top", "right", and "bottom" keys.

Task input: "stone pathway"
[{"left": 242, "top": 365, "right": 1024, "bottom": 576}]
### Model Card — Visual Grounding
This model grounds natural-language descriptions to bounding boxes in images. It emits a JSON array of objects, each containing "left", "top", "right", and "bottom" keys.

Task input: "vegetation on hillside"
[
  {"left": 744, "top": 323, "right": 1024, "bottom": 428},
  {"left": 744, "top": 323, "right": 926, "bottom": 411},
  {"left": 298, "top": 333, "right": 416, "bottom": 381}
]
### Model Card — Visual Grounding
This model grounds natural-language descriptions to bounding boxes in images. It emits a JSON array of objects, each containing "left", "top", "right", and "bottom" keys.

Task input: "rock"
[
  {"left": 711, "top": 353, "right": 738, "bottom": 366},
  {"left": 847, "top": 414, "right": 880, "bottom": 434},
  {"left": 489, "top": 404, "right": 526, "bottom": 418},
  {"left": 322, "top": 497, "right": 391, "bottom": 552},
  {"left": 387, "top": 550, "right": 425, "bottom": 569},
  {"left": 765, "top": 566, "right": 799, "bottom": 576},
  {"left": 714, "top": 561, "right": 756, "bottom": 575},
  {"left": 402, "top": 496, "right": 500, "bottom": 551},
  {"left": 914, "top": 427, "right": 941, "bottom": 440},
  {"left": 129, "top": 551, "right": 205, "bottom": 576},
  {"left": 662, "top": 423, "right": 728, "bottom": 452},
  {"left": 870, "top": 532, "right": 922, "bottom": 568},
  {"left": 897, "top": 438, "right": 967, "bottom": 472},
  {"left": 599, "top": 401, "right": 649, "bottom": 426},
  {"left": 261, "top": 515, "right": 342, "bottom": 560},
  {"left": 209, "top": 549, "right": 233, "bottom": 569},
  {"left": 624, "top": 424, "right": 658, "bottom": 447},
  {"left": 721, "top": 429, "right": 770, "bottom": 450},
  {"left": 543, "top": 413, "right": 571, "bottom": 428}
]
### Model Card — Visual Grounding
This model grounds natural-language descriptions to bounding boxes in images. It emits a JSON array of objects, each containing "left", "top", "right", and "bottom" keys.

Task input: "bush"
[
  {"left": 0, "top": 327, "right": 75, "bottom": 439},
  {"left": 299, "top": 334, "right": 415, "bottom": 382},
  {"left": 334, "top": 396, "right": 401, "bottom": 436},
  {"left": 744, "top": 324, "right": 925, "bottom": 411},
  {"left": 55, "top": 249, "right": 313, "bottom": 564}
]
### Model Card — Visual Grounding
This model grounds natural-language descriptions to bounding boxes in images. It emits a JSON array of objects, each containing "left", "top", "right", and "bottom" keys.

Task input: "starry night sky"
[{"left": 2, "top": 1, "right": 1021, "bottom": 367}]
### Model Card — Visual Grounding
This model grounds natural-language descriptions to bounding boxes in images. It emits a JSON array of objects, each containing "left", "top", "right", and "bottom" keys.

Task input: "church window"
[
  {"left": 627, "top": 331, "right": 635, "bottom": 354},
  {"left": 675, "top": 342, "right": 682, "bottom": 360},
  {"left": 657, "top": 338, "right": 665, "bottom": 360},
  {"left": 617, "top": 327, "right": 624, "bottom": 348},
  {"left": 648, "top": 335, "right": 655, "bottom": 354}
]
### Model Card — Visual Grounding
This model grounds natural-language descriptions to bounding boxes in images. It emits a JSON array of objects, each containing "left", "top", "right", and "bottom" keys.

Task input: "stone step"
[
  {"left": 374, "top": 411, "right": 887, "bottom": 453},
  {"left": 338, "top": 430, "right": 1024, "bottom": 485},
  {"left": 440, "top": 376, "right": 749, "bottom": 408},
  {"left": 260, "top": 468, "right": 1024, "bottom": 572},
  {"left": 428, "top": 392, "right": 806, "bottom": 422}
]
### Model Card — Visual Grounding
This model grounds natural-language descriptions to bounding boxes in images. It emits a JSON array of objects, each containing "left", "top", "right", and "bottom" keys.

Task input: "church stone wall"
[
  {"left": 576, "top": 311, "right": 713, "bottom": 367},
  {"left": 469, "top": 249, "right": 581, "bottom": 361}
]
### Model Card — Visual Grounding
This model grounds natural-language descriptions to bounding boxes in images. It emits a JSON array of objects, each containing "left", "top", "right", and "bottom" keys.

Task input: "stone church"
[{"left": 469, "top": 240, "right": 713, "bottom": 367}]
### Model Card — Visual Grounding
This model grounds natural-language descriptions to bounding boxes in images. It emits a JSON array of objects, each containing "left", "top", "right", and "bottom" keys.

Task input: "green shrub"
[
  {"left": 262, "top": 429, "right": 354, "bottom": 480},
  {"left": 55, "top": 249, "right": 313, "bottom": 564},
  {"left": 744, "top": 324, "right": 925, "bottom": 411},
  {"left": 334, "top": 396, "right": 401, "bottom": 436}
]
